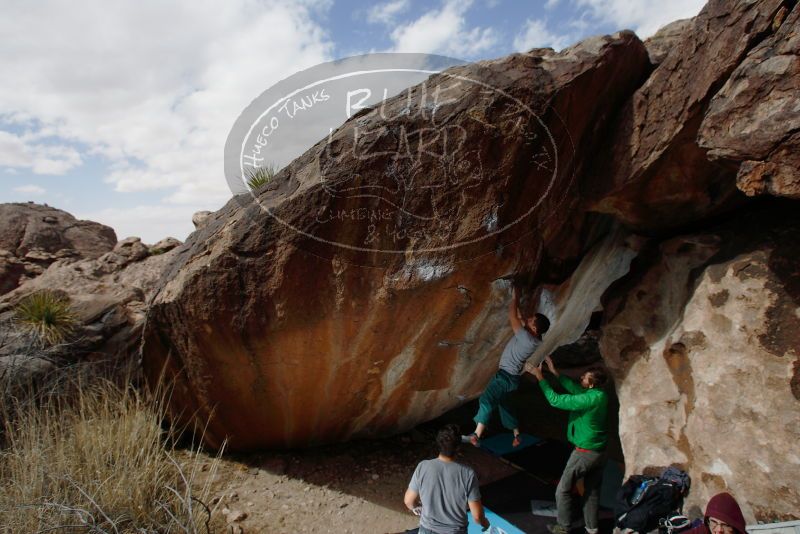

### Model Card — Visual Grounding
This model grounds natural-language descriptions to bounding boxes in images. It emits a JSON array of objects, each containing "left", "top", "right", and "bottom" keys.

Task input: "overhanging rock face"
[{"left": 141, "top": 32, "right": 650, "bottom": 450}]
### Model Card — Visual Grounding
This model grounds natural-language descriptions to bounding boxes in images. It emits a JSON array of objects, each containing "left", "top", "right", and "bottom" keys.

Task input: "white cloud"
[
  {"left": 545, "top": 0, "right": 561, "bottom": 9},
  {"left": 389, "top": 0, "right": 497, "bottom": 57},
  {"left": 0, "top": 130, "right": 82, "bottom": 175},
  {"left": 77, "top": 204, "right": 202, "bottom": 243},
  {"left": 13, "top": 184, "right": 46, "bottom": 196},
  {"left": 0, "top": 0, "right": 334, "bottom": 212},
  {"left": 573, "top": 0, "right": 705, "bottom": 38},
  {"left": 513, "top": 19, "right": 574, "bottom": 52},
  {"left": 367, "top": 0, "right": 409, "bottom": 25}
]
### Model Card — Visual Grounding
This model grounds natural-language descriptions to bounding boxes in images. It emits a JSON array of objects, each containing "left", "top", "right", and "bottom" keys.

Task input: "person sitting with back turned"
[
  {"left": 404, "top": 424, "right": 490, "bottom": 534},
  {"left": 684, "top": 493, "right": 747, "bottom": 534},
  {"left": 463, "top": 286, "right": 550, "bottom": 448},
  {"left": 531, "top": 356, "right": 609, "bottom": 534}
]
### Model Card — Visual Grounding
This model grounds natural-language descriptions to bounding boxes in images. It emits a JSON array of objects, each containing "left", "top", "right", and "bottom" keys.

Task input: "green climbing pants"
[{"left": 473, "top": 369, "right": 520, "bottom": 430}]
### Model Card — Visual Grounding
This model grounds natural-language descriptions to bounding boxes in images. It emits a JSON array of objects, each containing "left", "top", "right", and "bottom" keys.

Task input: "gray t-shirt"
[
  {"left": 498, "top": 328, "right": 541, "bottom": 376},
  {"left": 408, "top": 458, "right": 481, "bottom": 534}
]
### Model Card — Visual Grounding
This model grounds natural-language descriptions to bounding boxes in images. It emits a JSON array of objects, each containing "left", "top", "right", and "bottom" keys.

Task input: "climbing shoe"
[{"left": 461, "top": 433, "right": 480, "bottom": 447}]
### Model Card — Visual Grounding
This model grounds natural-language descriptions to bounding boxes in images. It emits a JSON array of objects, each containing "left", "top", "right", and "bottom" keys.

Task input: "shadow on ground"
[{"left": 215, "top": 365, "right": 624, "bottom": 534}]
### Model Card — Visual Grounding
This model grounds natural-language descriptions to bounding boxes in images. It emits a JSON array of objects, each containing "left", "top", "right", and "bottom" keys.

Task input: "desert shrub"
[
  {"left": 245, "top": 163, "right": 277, "bottom": 192},
  {"left": 13, "top": 290, "right": 77, "bottom": 348},
  {"left": 0, "top": 364, "right": 222, "bottom": 533}
]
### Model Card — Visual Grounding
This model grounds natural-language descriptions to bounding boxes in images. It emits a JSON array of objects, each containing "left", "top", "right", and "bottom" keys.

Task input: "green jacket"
[{"left": 538, "top": 375, "right": 608, "bottom": 451}]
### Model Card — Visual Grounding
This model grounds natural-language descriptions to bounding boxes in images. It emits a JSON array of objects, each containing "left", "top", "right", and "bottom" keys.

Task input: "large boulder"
[
  {"left": 135, "top": 5, "right": 799, "bottom": 523},
  {"left": 587, "top": 0, "right": 788, "bottom": 230},
  {"left": 599, "top": 200, "right": 800, "bottom": 522},
  {"left": 141, "top": 32, "right": 651, "bottom": 450},
  {"left": 0, "top": 203, "right": 117, "bottom": 295},
  {"left": 698, "top": 3, "right": 800, "bottom": 200}
]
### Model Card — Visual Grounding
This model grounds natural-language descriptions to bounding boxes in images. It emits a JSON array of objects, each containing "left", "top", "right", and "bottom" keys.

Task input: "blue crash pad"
[
  {"left": 467, "top": 506, "right": 526, "bottom": 534},
  {"left": 478, "top": 433, "right": 542, "bottom": 457}
]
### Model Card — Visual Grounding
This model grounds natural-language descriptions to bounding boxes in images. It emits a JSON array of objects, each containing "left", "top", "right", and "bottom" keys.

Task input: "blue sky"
[{"left": 0, "top": 0, "right": 705, "bottom": 243}]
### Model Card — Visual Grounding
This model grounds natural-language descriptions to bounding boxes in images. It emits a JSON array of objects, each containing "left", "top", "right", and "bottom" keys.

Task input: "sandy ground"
[
  {"left": 183, "top": 377, "right": 621, "bottom": 534},
  {"left": 189, "top": 435, "right": 434, "bottom": 534},
  {"left": 185, "top": 430, "right": 518, "bottom": 534}
]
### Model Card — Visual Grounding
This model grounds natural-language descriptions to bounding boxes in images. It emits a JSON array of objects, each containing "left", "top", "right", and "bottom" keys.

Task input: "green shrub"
[
  {"left": 245, "top": 164, "right": 278, "bottom": 192},
  {"left": 13, "top": 290, "right": 77, "bottom": 347}
]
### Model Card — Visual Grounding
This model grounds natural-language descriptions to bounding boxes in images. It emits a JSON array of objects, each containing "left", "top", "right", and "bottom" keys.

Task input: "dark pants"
[
  {"left": 473, "top": 369, "right": 520, "bottom": 430},
  {"left": 556, "top": 448, "right": 606, "bottom": 530}
]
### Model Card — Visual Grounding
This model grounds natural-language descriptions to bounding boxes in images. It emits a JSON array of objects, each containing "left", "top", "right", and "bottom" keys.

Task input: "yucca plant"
[
  {"left": 245, "top": 163, "right": 277, "bottom": 192},
  {"left": 13, "top": 290, "right": 77, "bottom": 348}
]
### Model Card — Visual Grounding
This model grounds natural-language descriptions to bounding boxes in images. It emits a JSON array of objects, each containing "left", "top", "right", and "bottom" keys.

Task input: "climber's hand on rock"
[
  {"left": 530, "top": 363, "right": 544, "bottom": 381},
  {"left": 544, "top": 355, "right": 558, "bottom": 376}
]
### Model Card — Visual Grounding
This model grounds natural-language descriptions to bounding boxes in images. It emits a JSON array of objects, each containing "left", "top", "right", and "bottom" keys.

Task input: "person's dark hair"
[
  {"left": 436, "top": 424, "right": 461, "bottom": 457},
  {"left": 533, "top": 313, "right": 550, "bottom": 336},
  {"left": 586, "top": 366, "right": 608, "bottom": 388}
]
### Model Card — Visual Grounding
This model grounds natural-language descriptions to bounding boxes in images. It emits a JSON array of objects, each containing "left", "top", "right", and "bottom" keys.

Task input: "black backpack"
[{"left": 614, "top": 471, "right": 690, "bottom": 533}]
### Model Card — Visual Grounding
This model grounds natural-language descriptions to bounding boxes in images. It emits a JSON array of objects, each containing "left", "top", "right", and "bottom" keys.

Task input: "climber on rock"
[{"left": 463, "top": 286, "right": 550, "bottom": 449}]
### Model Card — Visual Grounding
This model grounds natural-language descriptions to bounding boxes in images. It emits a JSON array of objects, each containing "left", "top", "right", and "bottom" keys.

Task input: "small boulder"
[
  {"left": 113, "top": 237, "right": 149, "bottom": 261},
  {"left": 149, "top": 237, "right": 181, "bottom": 255},
  {"left": 0, "top": 354, "right": 56, "bottom": 385},
  {"left": 224, "top": 509, "right": 247, "bottom": 523},
  {"left": 192, "top": 210, "right": 212, "bottom": 229}
]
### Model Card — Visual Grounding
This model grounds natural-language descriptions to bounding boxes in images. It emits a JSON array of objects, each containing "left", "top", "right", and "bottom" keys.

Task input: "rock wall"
[
  {"left": 588, "top": 0, "right": 789, "bottom": 230},
  {"left": 600, "top": 201, "right": 800, "bottom": 521},
  {"left": 698, "top": 3, "right": 800, "bottom": 200}
]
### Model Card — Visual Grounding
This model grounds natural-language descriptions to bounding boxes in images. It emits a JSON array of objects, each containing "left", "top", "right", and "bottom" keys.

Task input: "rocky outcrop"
[
  {"left": 0, "top": 227, "right": 182, "bottom": 379},
  {"left": 600, "top": 200, "right": 800, "bottom": 523},
  {"left": 0, "top": 203, "right": 116, "bottom": 295},
  {"left": 642, "top": 18, "right": 692, "bottom": 66},
  {"left": 588, "top": 0, "right": 790, "bottom": 230},
  {"left": 141, "top": 32, "right": 651, "bottom": 450},
  {"left": 698, "top": 3, "right": 800, "bottom": 200}
]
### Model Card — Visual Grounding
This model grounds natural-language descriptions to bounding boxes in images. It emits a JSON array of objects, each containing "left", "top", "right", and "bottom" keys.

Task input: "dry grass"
[{"left": 0, "top": 364, "right": 224, "bottom": 533}]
